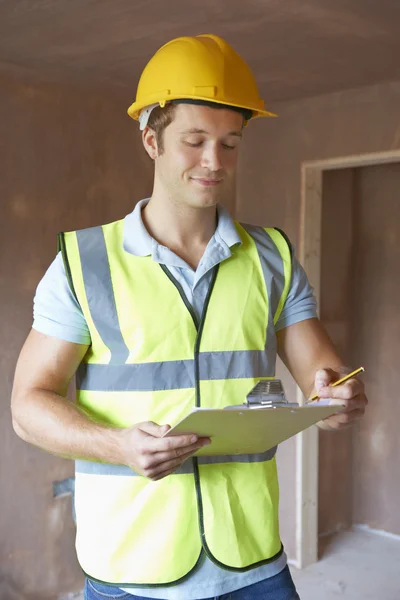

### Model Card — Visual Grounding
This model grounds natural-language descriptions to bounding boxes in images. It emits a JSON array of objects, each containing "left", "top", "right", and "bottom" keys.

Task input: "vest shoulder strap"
[
  {"left": 57, "top": 231, "right": 78, "bottom": 303},
  {"left": 238, "top": 223, "right": 293, "bottom": 326},
  {"left": 273, "top": 227, "right": 293, "bottom": 261}
]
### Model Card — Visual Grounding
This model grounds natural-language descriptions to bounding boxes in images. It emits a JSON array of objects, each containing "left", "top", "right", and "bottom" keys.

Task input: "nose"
[{"left": 200, "top": 142, "right": 223, "bottom": 172}]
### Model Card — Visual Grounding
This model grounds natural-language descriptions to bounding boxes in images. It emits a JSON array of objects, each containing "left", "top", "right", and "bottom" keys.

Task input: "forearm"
[
  {"left": 277, "top": 318, "right": 346, "bottom": 398},
  {"left": 12, "top": 388, "right": 124, "bottom": 464},
  {"left": 276, "top": 318, "right": 366, "bottom": 432}
]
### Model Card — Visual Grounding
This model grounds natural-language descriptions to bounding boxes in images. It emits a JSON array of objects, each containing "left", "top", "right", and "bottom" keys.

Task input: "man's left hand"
[{"left": 313, "top": 368, "right": 368, "bottom": 430}]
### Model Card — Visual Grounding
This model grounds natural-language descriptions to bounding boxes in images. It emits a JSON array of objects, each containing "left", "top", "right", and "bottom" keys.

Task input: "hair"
[
  {"left": 146, "top": 100, "right": 252, "bottom": 155},
  {"left": 147, "top": 104, "right": 178, "bottom": 154}
]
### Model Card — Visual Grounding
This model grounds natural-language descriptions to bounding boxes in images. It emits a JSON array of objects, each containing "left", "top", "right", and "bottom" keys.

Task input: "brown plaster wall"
[
  {"left": 319, "top": 168, "right": 355, "bottom": 536},
  {"left": 236, "top": 80, "right": 400, "bottom": 556},
  {"left": 2, "top": 71, "right": 400, "bottom": 596},
  {"left": 351, "top": 163, "right": 400, "bottom": 535},
  {"left": 0, "top": 74, "right": 152, "bottom": 598},
  {"left": 318, "top": 162, "right": 400, "bottom": 538}
]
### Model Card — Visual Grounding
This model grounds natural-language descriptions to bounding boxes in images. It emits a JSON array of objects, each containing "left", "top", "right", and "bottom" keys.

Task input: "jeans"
[{"left": 84, "top": 565, "right": 300, "bottom": 600}]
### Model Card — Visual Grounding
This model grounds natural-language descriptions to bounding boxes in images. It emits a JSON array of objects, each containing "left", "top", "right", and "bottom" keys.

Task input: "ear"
[{"left": 142, "top": 127, "right": 159, "bottom": 160}]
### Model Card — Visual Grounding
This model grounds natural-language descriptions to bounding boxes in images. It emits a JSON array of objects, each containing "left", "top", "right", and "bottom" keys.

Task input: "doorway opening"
[{"left": 296, "top": 150, "right": 400, "bottom": 569}]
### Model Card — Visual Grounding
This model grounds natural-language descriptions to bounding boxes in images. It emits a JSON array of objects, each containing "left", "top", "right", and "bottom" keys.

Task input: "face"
[{"left": 144, "top": 103, "right": 244, "bottom": 209}]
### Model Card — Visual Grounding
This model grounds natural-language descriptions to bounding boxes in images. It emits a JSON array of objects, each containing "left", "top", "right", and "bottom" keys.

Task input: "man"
[{"left": 12, "top": 34, "right": 367, "bottom": 600}]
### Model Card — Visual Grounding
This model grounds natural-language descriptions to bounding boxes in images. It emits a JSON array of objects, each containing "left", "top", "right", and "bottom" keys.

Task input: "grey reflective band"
[
  {"left": 197, "top": 447, "right": 277, "bottom": 465},
  {"left": 240, "top": 225, "right": 288, "bottom": 373},
  {"left": 75, "top": 224, "right": 288, "bottom": 392},
  {"left": 75, "top": 224, "right": 287, "bottom": 376},
  {"left": 75, "top": 460, "right": 195, "bottom": 476},
  {"left": 75, "top": 447, "right": 277, "bottom": 477},
  {"left": 200, "top": 349, "right": 273, "bottom": 380},
  {"left": 77, "top": 349, "right": 275, "bottom": 391},
  {"left": 76, "top": 227, "right": 130, "bottom": 364},
  {"left": 240, "top": 224, "right": 287, "bottom": 324},
  {"left": 77, "top": 359, "right": 194, "bottom": 392}
]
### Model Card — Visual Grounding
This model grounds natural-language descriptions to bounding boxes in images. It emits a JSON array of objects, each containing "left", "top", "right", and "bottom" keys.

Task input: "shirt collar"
[{"left": 123, "top": 198, "right": 242, "bottom": 257}]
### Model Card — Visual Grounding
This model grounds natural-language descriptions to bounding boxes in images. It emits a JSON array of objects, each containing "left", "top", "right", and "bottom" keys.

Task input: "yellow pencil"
[{"left": 309, "top": 366, "right": 365, "bottom": 402}]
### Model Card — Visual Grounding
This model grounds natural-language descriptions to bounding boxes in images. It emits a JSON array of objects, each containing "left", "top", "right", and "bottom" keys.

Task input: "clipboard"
[{"left": 164, "top": 380, "right": 344, "bottom": 456}]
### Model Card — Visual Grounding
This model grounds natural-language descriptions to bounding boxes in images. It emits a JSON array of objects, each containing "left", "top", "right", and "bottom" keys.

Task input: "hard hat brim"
[{"left": 128, "top": 96, "right": 277, "bottom": 121}]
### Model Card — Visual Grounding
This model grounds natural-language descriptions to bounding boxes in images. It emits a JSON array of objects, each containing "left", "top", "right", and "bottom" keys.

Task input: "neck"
[{"left": 142, "top": 188, "right": 218, "bottom": 266}]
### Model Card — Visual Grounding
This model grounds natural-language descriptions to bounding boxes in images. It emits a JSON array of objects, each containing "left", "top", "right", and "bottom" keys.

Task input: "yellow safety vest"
[{"left": 59, "top": 218, "right": 292, "bottom": 587}]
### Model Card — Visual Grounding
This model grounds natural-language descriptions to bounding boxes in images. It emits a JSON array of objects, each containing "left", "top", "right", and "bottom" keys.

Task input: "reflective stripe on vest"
[
  {"left": 75, "top": 447, "right": 277, "bottom": 476},
  {"left": 60, "top": 219, "right": 292, "bottom": 585},
  {"left": 77, "top": 350, "right": 275, "bottom": 391},
  {"left": 74, "top": 223, "right": 288, "bottom": 390}
]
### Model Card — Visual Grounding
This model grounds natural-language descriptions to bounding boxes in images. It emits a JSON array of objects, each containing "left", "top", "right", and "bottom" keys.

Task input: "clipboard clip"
[{"left": 245, "top": 380, "right": 299, "bottom": 409}]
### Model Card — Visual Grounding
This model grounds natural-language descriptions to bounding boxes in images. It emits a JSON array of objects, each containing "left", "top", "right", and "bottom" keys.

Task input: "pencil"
[{"left": 309, "top": 366, "right": 365, "bottom": 402}]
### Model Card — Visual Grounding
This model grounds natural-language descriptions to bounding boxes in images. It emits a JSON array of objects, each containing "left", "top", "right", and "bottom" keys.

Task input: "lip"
[{"left": 191, "top": 178, "right": 222, "bottom": 187}]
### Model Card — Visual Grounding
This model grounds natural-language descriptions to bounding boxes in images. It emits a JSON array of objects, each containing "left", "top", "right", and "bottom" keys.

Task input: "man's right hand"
[
  {"left": 11, "top": 331, "right": 210, "bottom": 482},
  {"left": 118, "top": 422, "right": 210, "bottom": 481}
]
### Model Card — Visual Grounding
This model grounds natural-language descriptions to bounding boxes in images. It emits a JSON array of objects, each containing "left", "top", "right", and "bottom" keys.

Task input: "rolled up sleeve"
[
  {"left": 275, "top": 250, "right": 318, "bottom": 332},
  {"left": 33, "top": 252, "right": 91, "bottom": 345}
]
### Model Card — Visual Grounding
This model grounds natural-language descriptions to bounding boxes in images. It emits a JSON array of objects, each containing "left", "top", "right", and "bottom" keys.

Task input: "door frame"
[{"left": 296, "top": 149, "right": 400, "bottom": 568}]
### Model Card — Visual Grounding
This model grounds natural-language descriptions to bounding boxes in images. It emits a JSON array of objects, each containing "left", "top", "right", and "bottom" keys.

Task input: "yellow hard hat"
[{"left": 127, "top": 34, "right": 276, "bottom": 122}]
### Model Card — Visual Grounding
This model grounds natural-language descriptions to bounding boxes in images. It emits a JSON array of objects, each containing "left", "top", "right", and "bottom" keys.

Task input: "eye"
[
  {"left": 222, "top": 143, "right": 236, "bottom": 150},
  {"left": 183, "top": 140, "right": 203, "bottom": 148}
]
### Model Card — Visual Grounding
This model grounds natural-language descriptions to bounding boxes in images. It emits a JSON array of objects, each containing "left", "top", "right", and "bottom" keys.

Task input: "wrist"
[{"left": 92, "top": 424, "right": 129, "bottom": 466}]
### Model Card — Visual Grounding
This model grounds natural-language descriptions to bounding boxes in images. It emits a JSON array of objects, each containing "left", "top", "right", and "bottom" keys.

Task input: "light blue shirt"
[{"left": 33, "top": 200, "right": 317, "bottom": 600}]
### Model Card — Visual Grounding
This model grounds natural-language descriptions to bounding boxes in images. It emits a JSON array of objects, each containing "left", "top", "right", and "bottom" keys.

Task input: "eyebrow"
[{"left": 179, "top": 128, "right": 243, "bottom": 137}]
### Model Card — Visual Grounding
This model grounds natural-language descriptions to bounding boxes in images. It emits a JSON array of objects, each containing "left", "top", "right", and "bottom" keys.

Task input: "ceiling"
[{"left": 1, "top": 0, "right": 400, "bottom": 104}]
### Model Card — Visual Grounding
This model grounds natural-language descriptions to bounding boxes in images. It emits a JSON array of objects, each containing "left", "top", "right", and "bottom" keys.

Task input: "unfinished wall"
[
  {"left": 317, "top": 163, "right": 400, "bottom": 538},
  {"left": 237, "top": 80, "right": 400, "bottom": 558},
  {"left": 0, "top": 74, "right": 152, "bottom": 599},
  {"left": 351, "top": 163, "right": 400, "bottom": 535},
  {"left": 2, "top": 69, "right": 400, "bottom": 596},
  {"left": 319, "top": 168, "right": 355, "bottom": 535}
]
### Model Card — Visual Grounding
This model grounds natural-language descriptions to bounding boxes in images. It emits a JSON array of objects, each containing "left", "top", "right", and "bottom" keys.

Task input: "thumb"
[
  {"left": 138, "top": 421, "right": 171, "bottom": 438},
  {"left": 314, "top": 368, "right": 339, "bottom": 392}
]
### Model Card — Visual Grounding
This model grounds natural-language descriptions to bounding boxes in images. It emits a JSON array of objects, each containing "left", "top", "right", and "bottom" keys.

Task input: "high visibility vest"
[{"left": 59, "top": 218, "right": 292, "bottom": 587}]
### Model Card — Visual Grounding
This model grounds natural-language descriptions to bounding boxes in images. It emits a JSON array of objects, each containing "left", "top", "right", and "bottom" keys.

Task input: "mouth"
[{"left": 190, "top": 178, "right": 223, "bottom": 187}]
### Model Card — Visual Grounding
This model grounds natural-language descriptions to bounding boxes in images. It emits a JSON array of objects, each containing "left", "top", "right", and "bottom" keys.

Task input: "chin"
[
  {"left": 194, "top": 186, "right": 226, "bottom": 206},
  {"left": 192, "top": 195, "right": 220, "bottom": 209}
]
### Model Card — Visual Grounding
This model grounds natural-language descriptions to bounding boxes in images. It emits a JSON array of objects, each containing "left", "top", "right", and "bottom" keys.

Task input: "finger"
[
  {"left": 314, "top": 368, "right": 339, "bottom": 393},
  {"left": 152, "top": 438, "right": 210, "bottom": 463},
  {"left": 143, "top": 432, "right": 210, "bottom": 454},
  {"left": 138, "top": 421, "right": 171, "bottom": 438},
  {"left": 319, "top": 395, "right": 367, "bottom": 411},
  {"left": 335, "top": 407, "right": 365, "bottom": 422},
  {"left": 318, "top": 378, "right": 363, "bottom": 400},
  {"left": 323, "top": 407, "right": 365, "bottom": 429},
  {"left": 338, "top": 395, "right": 368, "bottom": 412},
  {"left": 138, "top": 422, "right": 201, "bottom": 452},
  {"left": 144, "top": 448, "right": 201, "bottom": 480},
  {"left": 151, "top": 466, "right": 183, "bottom": 482}
]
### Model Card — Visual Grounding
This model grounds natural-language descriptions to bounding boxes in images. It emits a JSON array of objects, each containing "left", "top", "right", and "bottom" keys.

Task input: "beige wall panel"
[
  {"left": 351, "top": 163, "right": 400, "bottom": 535},
  {"left": 319, "top": 168, "right": 355, "bottom": 536}
]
